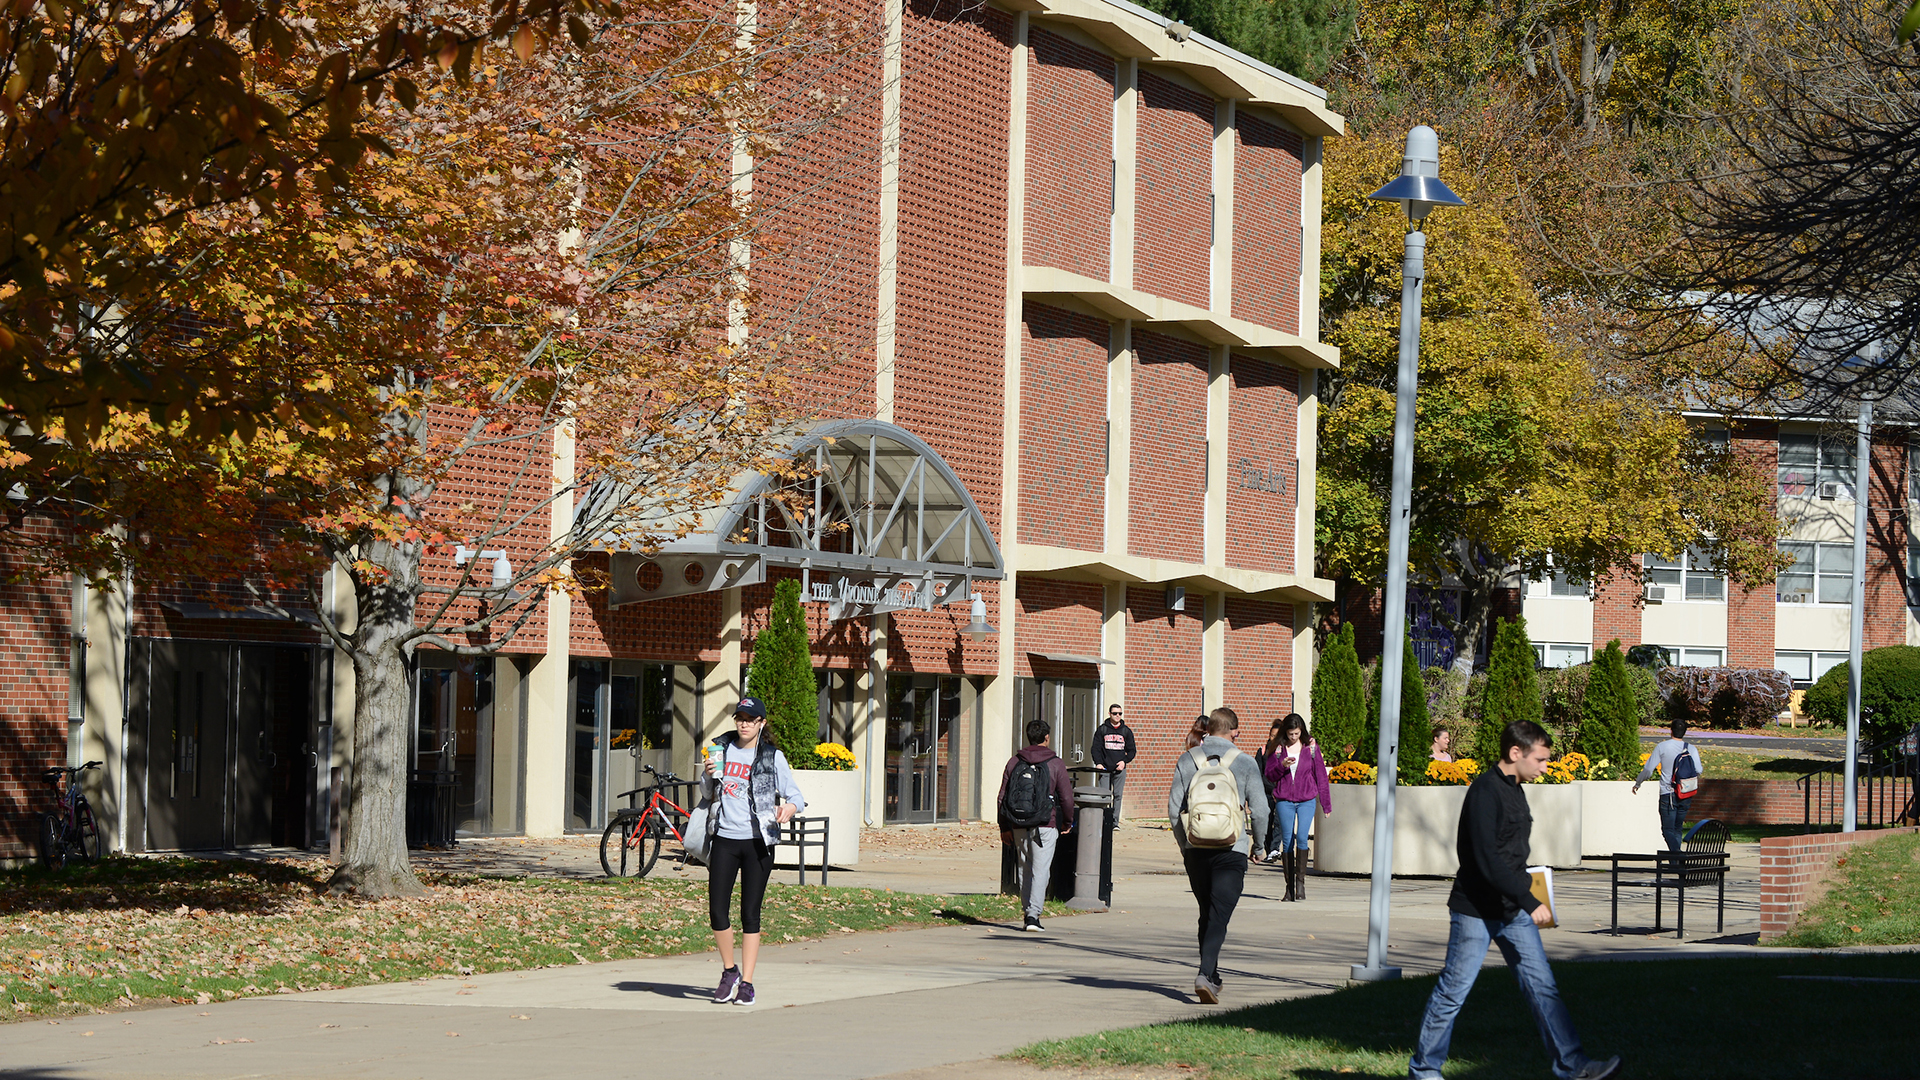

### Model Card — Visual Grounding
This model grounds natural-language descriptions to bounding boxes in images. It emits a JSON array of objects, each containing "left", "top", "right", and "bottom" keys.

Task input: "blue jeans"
[
  {"left": 1409, "top": 910, "right": 1590, "bottom": 1080},
  {"left": 1659, "top": 792, "right": 1688, "bottom": 851},
  {"left": 1273, "top": 799, "right": 1316, "bottom": 852}
]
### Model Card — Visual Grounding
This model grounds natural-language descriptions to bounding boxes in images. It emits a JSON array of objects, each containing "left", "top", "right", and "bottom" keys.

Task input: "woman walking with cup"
[
  {"left": 1262, "top": 713, "right": 1331, "bottom": 902},
  {"left": 702, "top": 696, "right": 806, "bottom": 1006}
]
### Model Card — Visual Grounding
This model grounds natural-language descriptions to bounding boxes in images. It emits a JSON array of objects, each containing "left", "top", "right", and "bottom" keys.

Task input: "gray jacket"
[{"left": 1167, "top": 736, "right": 1270, "bottom": 856}]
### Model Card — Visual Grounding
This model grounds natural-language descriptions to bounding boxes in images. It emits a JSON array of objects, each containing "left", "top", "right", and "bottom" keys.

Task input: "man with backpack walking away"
[
  {"left": 998, "top": 719, "right": 1076, "bottom": 932},
  {"left": 1634, "top": 719, "right": 1706, "bottom": 851},
  {"left": 1167, "top": 706, "right": 1267, "bottom": 1004}
]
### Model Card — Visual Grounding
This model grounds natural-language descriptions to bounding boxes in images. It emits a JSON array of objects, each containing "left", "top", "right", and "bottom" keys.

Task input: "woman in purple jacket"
[{"left": 1262, "top": 713, "right": 1331, "bottom": 902}]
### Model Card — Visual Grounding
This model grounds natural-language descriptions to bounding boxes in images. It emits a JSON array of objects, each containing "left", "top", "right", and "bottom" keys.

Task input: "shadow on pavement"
[
  {"left": 1054, "top": 974, "right": 1193, "bottom": 1003},
  {"left": 612, "top": 980, "right": 711, "bottom": 1000}
]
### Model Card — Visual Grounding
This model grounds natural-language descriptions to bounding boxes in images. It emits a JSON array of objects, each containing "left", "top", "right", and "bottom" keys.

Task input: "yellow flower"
[
  {"left": 1329, "top": 760, "right": 1377, "bottom": 784},
  {"left": 812, "top": 742, "right": 856, "bottom": 769}
]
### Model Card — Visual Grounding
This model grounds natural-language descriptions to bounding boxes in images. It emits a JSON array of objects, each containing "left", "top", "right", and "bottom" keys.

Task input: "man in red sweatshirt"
[{"left": 997, "top": 719, "right": 1075, "bottom": 932}]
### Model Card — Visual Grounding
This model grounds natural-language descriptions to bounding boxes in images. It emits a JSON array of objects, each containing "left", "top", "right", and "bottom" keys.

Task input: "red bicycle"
[
  {"left": 600, "top": 766, "right": 694, "bottom": 878},
  {"left": 39, "top": 761, "right": 103, "bottom": 869}
]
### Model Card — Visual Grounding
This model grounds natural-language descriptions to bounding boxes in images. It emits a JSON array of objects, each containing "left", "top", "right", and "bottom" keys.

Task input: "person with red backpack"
[
  {"left": 1634, "top": 719, "right": 1705, "bottom": 851},
  {"left": 997, "top": 719, "right": 1076, "bottom": 932}
]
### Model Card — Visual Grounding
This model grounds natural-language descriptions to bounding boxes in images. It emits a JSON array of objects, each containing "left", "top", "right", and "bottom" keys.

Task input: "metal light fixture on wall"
[
  {"left": 1351, "top": 125, "right": 1464, "bottom": 985},
  {"left": 962, "top": 592, "right": 996, "bottom": 640}
]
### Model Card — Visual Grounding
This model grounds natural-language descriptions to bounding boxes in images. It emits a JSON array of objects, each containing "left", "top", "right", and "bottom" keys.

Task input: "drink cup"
[{"left": 708, "top": 744, "right": 726, "bottom": 779}]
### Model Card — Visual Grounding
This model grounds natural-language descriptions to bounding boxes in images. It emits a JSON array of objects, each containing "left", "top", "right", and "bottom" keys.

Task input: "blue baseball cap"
[{"left": 735, "top": 697, "right": 766, "bottom": 719}]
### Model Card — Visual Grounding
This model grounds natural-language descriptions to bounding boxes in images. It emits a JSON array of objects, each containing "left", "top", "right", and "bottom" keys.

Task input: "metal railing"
[{"left": 1795, "top": 722, "right": 1919, "bottom": 833}]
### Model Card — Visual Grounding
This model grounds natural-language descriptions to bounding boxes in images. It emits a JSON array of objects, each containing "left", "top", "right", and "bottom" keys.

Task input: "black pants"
[
  {"left": 708, "top": 835, "right": 774, "bottom": 934},
  {"left": 1182, "top": 846, "right": 1248, "bottom": 981}
]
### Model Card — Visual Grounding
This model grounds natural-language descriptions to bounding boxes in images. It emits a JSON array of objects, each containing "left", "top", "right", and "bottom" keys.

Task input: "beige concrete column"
[
  {"left": 1111, "top": 59, "right": 1137, "bottom": 288},
  {"left": 1293, "top": 601, "right": 1316, "bottom": 722},
  {"left": 982, "top": 10, "right": 1030, "bottom": 826},
  {"left": 490, "top": 657, "right": 526, "bottom": 834},
  {"left": 873, "top": 0, "right": 905, "bottom": 422},
  {"left": 1212, "top": 99, "right": 1235, "bottom": 312},
  {"left": 672, "top": 663, "right": 704, "bottom": 782},
  {"left": 864, "top": 613, "right": 890, "bottom": 825},
  {"left": 1296, "top": 367, "right": 1317, "bottom": 578},
  {"left": 1206, "top": 345, "right": 1230, "bottom": 566},
  {"left": 1106, "top": 321, "right": 1133, "bottom": 554},
  {"left": 1300, "top": 135, "right": 1325, "bottom": 339},
  {"left": 83, "top": 575, "right": 128, "bottom": 851},
  {"left": 1203, "top": 591, "right": 1226, "bottom": 712},
  {"left": 522, "top": 422, "right": 576, "bottom": 837},
  {"left": 704, "top": 589, "right": 745, "bottom": 747},
  {"left": 1103, "top": 579, "right": 1129, "bottom": 704}
]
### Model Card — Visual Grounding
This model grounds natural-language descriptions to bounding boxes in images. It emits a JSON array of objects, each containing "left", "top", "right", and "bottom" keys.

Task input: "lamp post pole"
[
  {"left": 1845, "top": 399, "right": 1871, "bottom": 831},
  {"left": 1351, "top": 126, "right": 1462, "bottom": 984}
]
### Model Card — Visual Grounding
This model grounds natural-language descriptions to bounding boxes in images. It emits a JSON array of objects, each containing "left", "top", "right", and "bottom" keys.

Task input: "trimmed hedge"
[{"left": 1802, "top": 645, "right": 1920, "bottom": 744}]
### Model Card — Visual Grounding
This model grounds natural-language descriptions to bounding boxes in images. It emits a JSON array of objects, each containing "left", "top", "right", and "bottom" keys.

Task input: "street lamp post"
[{"left": 1350, "top": 126, "right": 1464, "bottom": 984}]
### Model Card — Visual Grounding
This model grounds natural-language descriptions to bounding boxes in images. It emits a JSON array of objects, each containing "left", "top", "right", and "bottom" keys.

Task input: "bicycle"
[
  {"left": 600, "top": 766, "right": 695, "bottom": 878},
  {"left": 38, "top": 760, "right": 103, "bottom": 869}
]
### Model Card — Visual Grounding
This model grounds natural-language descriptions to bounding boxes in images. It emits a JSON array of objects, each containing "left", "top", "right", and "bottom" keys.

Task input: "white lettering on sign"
[{"left": 1238, "top": 458, "right": 1287, "bottom": 496}]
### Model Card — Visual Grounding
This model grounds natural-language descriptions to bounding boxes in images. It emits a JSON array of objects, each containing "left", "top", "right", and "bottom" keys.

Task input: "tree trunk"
[
  {"left": 327, "top": 539, "right": 428, "bottom": 897},
  {"left": 1449, "top": 553, "right": 1503, "bottom": 682}
]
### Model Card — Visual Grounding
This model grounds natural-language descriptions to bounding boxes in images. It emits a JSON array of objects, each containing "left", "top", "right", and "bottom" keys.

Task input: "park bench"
[{"left": 1609, "top": 818, "right": 1730, "bottom": 938}]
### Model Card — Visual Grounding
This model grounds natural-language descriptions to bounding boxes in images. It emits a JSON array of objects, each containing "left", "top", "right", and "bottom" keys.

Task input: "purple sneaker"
[
  {"left": 713, "top": 966, "right": 741, "bottom": 1004},
  {"left": 734, "top": 981, "right": 756, "bottom": 1006}
]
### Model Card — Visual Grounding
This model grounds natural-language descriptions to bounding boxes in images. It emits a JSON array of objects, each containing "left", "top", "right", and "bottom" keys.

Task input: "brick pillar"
[
  {"left": 1866, "top": 430, "right": 1910, "bottom": 649},
  {"left": 1727, "top": 420, "right": 1780, "bottom": 669},
  {"left": 1591, "top": 570, "right": 1642, "bottom": 653}
]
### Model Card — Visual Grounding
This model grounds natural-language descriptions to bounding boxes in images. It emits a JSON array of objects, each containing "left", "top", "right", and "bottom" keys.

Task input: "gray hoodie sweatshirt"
[{"left": 1167, "top": 735, "right": 1270, "bottom": 856}]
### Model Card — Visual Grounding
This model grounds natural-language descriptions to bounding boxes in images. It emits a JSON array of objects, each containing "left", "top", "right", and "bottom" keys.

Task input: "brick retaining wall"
[
  {"left": 1758, "top": 826, "right": 1920, "bottom": 940},
  {"left": 1690, "top": 777, "right": 1916, "bottom": 826}
]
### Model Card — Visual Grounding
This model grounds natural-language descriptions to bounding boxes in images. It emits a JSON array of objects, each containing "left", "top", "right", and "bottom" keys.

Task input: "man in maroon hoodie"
[{"left": 997, "top": 719, "right": 1076, "bottom": 932}]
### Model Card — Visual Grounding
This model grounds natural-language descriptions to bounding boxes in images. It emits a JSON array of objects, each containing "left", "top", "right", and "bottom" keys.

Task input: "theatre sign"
[{"left": 806, "top": 572, "right": 972, "bottom": 622}]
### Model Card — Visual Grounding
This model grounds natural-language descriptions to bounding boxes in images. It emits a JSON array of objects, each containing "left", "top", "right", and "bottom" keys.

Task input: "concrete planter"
[
  {"left": 1317, "top": 781, "right": 1586, "bottom": 876},
  {"left": 1572, "top": 779, "right": 1662, "bottom": 856},
  {"left": 1315, "top": 784, "right": 1468, "bottom": 876},
  {"left": 774, "top": 768, "right": 861, "bottom": 868}
]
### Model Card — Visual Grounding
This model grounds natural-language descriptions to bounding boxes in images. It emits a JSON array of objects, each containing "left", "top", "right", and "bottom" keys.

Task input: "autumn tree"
[{"left": 25, "top": 0, "right": 880, "bottom": 895}]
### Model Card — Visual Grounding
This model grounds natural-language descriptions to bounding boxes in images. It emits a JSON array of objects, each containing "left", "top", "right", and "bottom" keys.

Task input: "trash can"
[
  {"left": 406, "top": 768, "right": 457, "bottom": 849},
  {"left": 1048, "top": 770, "right": 1113, "bottom": 908}
]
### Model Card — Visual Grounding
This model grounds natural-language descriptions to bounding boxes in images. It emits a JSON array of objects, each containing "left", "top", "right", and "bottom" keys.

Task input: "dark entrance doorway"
[{"left": 131, "top": 640, "right": 325, "bottom": 851}]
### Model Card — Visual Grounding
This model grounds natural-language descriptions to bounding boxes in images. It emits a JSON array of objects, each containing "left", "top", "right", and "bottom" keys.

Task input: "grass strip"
[
  {"left": 1768, "top": 830, "right": 1920, "bottom": 947},
  {"left": 1690, "top": 746, "right": 1834, "bottom": 783},
  {"left": 1014, "top": 954, "right": 1920, "bottom": 1079},
  {"left": 0, "top": 856, "right": 1058, "bottom": 1021}
]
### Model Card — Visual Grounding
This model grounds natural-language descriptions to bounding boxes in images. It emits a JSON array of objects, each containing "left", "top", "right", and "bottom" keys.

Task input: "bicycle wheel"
[
  {"left": 74, "top": 797, "right": 102, "bottom": 863},
  {"left": 37, "top": 813, "right": 61, "bottom": 870},
  {"left": 601, "top": 814, "right": 648, "bottom": 878},
  {"left": 634, "top": 817, "right": 664, "bottom": 878}
]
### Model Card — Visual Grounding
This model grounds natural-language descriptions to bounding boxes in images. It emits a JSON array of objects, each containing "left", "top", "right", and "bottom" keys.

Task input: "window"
[
  {"left": 1531, "top": 642, "right": 1591, "bottom": 668},
  {"left": 1775, "top": 650, "right": 1849, "bottom": 687},
  {"left": 1646, "top": 546, "right": 1725, "bottom": 601},
  {"left": 1527, "top": 555, "right": 1588, "bottom": 598},
  {"left": 1777, "top": 541, "right": 1853, "bottom": 604},
  {"left": 1651, "top": 645, "right": 1724, "bottom": 667},
  {"left": 1778, "top": 431, "right": 1855, "bottom": 498}
]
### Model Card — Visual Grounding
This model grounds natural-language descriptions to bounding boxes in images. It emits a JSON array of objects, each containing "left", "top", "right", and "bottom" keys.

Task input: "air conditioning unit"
[
  {"left": 1818, "top": 481, "right": 1842, "bottom": 501},
  {"left": 1643, "top": 583, "right": 1667, "bottom": 604}
]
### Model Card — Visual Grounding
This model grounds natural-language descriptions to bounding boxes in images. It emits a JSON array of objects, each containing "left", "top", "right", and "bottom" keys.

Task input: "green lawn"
[
  {"left": 1769, "top": 830, "right": 1920, "bottom": 947},
  {"left": 1015, "top": 954, "right": 1920, "bottom": 1079},
  {"left": 1692, "top": 745, "right": 1832, "bottom": 783},
  {"left": 0, "top": 856, "right": 1057, "bottom": 1021}
]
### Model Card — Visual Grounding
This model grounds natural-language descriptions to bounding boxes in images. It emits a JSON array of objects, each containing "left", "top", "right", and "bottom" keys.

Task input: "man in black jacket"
[
  {"left": 1090, "top": 703, "right": 1137, "bottom": 821},
  {"left": 1408, "top": 720, "right": 1620, "bottom": 1080}
]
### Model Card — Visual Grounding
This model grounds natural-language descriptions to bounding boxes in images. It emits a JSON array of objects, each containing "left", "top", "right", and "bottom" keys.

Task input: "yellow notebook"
[{"left": 1527, "top": 866, "right": 1557, "bottom": 928}]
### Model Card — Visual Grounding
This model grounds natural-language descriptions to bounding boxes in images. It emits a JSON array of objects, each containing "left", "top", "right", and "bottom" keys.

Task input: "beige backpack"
[{"left": 1181, "top": 746, "right": 1247, "bottom": 847}]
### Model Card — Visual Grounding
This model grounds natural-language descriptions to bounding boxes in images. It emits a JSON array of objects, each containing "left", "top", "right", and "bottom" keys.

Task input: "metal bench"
[
  {"left": 783, "top": 815, "right": 831, "bottom": 886},
  {"left": 1609, "top": 817, "right": 1730, "bottom": 938}
]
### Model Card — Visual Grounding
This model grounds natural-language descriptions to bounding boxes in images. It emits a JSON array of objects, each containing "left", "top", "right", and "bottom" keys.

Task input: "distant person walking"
[
  {"left": 1634, "top": 720, "right": 1705, "bottom": 851},
  {"left": 1408, "top": 720, "right": 1621, "bottom": 1080},
  {"left": 1091, "top": 703, "right": 1138, "bottom": 821},
  {"left": 702, "top": 697, "right": 806, "bottom": 1007},
  {"left": 1261, "top": 713, "right": 1330, "bottom": 901},
  {"left": 997, "top": 719, "right": 1076, "bottom": 932},
  {"left": 1168, "top": 706, "right": 1268, "bottom": 1004}
]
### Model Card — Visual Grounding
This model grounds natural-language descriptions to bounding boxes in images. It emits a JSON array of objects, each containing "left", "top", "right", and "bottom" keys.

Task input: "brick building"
[{"left": 0, "top": 0, "right": 1342, "bottom": 859}]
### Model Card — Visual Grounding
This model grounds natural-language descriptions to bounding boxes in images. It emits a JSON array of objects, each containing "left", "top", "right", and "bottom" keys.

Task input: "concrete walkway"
[{"left": 0, "top": 824, "right": 1773, "bottom": 1080}]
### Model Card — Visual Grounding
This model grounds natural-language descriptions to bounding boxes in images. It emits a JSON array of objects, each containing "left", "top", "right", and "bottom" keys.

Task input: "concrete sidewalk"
[{"left": 0, "top": 824, "right": 1771, "bottom": 1080}]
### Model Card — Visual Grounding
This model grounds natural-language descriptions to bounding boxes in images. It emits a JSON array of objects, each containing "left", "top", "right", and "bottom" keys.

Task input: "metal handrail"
[{"left": 1795, "top": 722, "right": 1919, "bottom": 833}]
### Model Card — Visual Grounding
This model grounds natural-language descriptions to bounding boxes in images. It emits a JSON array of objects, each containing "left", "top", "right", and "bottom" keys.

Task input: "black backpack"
[{"left": 1002, "top": 759, "right": 1055, "bottom": 828}]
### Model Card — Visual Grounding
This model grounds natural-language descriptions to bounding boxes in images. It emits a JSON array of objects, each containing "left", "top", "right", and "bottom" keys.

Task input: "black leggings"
[{"left": 708, "top": 835, "right": 775, "bottom": 934}]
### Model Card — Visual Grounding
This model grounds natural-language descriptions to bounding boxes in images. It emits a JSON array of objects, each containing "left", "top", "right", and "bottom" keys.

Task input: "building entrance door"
[
  {"left": 143, "top": 641, "right": 230, "bottom": 850},
  {"left": 1060, "top": 685, "right": 1097, "bottom": 768},
  {"left": 566, "top": 660, "right": 675, "bottom": 830}
]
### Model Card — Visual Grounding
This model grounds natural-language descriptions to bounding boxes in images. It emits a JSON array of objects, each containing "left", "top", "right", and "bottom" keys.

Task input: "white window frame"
[
  {"left": 1774, "top": 650, "right": 1849, "bottom": 687},
  {"left": 1778, "top": 430, "right": 1856, "bottom": 499},
  {"left": 1777, "top": 540, "right": 1854, "bottom": 605},
  {"left": 1645, "top": 546, "right": 1725, "bottom": 602},
  {"left": 1531, "top": 642, "right": 1591, "bottom": 669},
  {"left": 1650, "top": 644, "right": 1724, "bottom": 668},
  {"left": 1526, "top": 554, "right": 1589, "bottom": 599}
]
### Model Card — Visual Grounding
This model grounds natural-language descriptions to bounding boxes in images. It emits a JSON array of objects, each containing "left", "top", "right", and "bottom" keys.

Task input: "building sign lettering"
[{"left": 1238, "top": 458, "right": 1288, "bottom": 497}]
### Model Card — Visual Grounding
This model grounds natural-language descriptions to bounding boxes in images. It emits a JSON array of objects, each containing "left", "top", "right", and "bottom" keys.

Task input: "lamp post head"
[
  {"left": 962, "top": 592, "right": 996, "bottom": 640},
  {"left": 1366, "top": 125, "right": 1464, "bottom": 222}
]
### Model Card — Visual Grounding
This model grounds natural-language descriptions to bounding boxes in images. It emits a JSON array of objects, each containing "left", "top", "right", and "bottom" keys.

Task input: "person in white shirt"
[{"left": 1634, "top": 720, "right": 1705, "bottom": 851}]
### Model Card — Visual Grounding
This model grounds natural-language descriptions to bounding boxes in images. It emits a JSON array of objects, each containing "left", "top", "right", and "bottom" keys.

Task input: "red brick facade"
[
  {"left": 1024, "top": 28, "right": 1113, "bottom": 280},
  {"left": 1129, "top": 330, "right": 1208, "bottom": 563},
  {"left": 1133, "top": 71, "right": 1213, "bottom": 308},
  {"left": 1591, "top": 572, "right": 1643, "bottom": 652},
  {"left": 1231, "top": 112, "right": 1302, "bottom": 334},
  {"left": 1865, "top": 431, "right": 1910, "bottom": 649},
  {"left": 1019, "top": 303, "right": 1109, "bottom": 551},
  {"left": 1223, "top": 597, "right": 1294, "bottom": 723},
  {"left": 1014, "top": 577, "right": 1105, "bottom": 680},
  {"left": 1123, "top": 585, "right": 1205, "bottom": 807},
  {"left": 0, "top": 531, "right": 70, "bottom": 859},
  {"left": 1224, "top": 354, "right": 1297, "bottom": 575}
]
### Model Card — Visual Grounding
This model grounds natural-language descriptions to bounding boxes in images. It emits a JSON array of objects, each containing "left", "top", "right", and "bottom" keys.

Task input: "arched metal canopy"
[{"left": 577, "top": 420, "right": 1004, "bottom": 619}]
